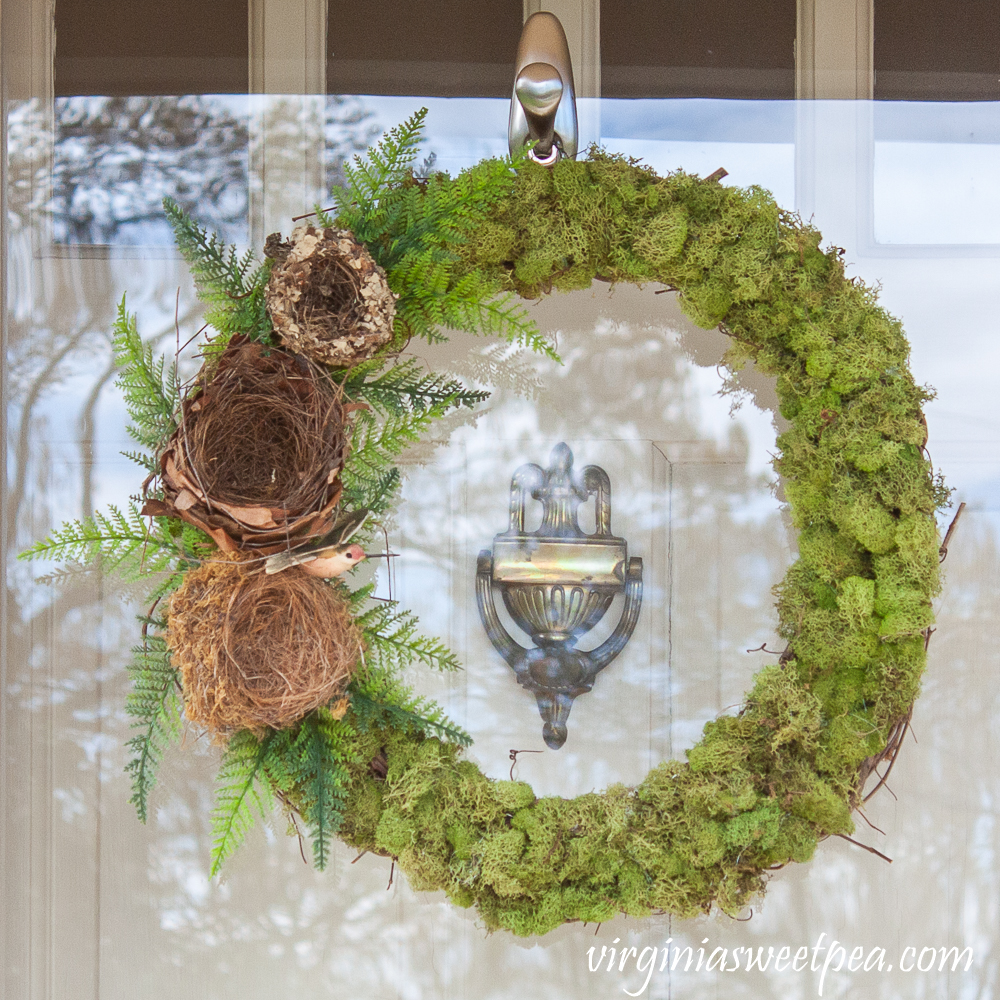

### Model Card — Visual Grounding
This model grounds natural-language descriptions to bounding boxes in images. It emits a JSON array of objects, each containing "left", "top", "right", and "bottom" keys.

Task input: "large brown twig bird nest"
[
  {"left": 265, "top": 225, "right": 398, "bottom": 367},
  {"left": 144, "top": 335, "right": 349, "bottom": 552},
  {"left": 167, "top": 553, "right": 362, "bottom": 736}
]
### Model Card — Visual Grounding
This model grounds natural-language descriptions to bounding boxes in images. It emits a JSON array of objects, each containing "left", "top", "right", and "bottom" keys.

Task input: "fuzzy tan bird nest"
[
  {"left": 166, "top": 553, "right": 362, "bottom": 736},
  {"left": 145, "top": 335, "right": 349, "bottom": 553},
  {"left": 265, "top": 225, "right": 398, "bottom": 367}
]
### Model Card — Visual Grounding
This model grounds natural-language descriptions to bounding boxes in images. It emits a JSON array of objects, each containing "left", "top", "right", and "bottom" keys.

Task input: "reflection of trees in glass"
[
  {"left": 51, "top": 96, "right": 250, "bottom": 245},
  {"left": 44, "top": 94, "right": 376, "bottom": 246},
  {"left": 325, "top": 94, "right": 380, "bottom": 193},
  {"left": 2, "top": 91, "right": 380, "bottom": 990},
  {"left": 2, "top": 92, "right": 380, "bottom": 542}
]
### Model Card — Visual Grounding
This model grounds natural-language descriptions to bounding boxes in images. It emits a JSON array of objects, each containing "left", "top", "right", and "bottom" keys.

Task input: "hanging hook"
[{"left": 508, "top": 12, "right": 578, "bottom": 164}]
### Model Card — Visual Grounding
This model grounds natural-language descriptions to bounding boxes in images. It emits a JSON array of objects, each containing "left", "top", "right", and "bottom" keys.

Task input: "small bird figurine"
[{"left": 264, "top": 508, "right": 370, "bottom": 578}]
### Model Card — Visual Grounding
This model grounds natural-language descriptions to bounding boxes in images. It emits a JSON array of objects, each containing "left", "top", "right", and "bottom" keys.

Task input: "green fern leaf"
[
  {"left": 346, "top": 405, "right": 444, "bottom": 471},
  {"left": 337, "top": 405, "right": 446, "bottom": 516},
  {"left": 210, "top": 730, "right": 275, "bottom": 875},
  {"left": 124, "top": 629, "right": 182, "bottom": 823},
  {"left": 342, "top": 358, "right": 489, "bottom": 416},
  {"left": 349, "top": 680, "right": 471, "bottom": 747},
  {"left": 112, "top": 296, "right": 179, "bottom": 454},
  {"left": 120, "top": 449, "right": 158, "bottom": 472},
  {"left": 280, "top": 710, "right": 354, "bottom": 870},
  {"left": 391, "top": 257, "right": 555, "bottom": 358},
  {"left": 163, "top": 197, "right": 272, "bottom": 343},
  {"left": 336, "top": 109, "right": 429, "bottom": 245},
  {"left": 18, "top": 504, "right": 177, "bottom": 580},
  {"left": 381, "top": 155, "right": 523, "bottom": 266},
  {"left": 355, "top": 598, "right": 461, "bottom": 674},
  {"left": 339, "top": 465, "right": 401, "bottom": 516}
]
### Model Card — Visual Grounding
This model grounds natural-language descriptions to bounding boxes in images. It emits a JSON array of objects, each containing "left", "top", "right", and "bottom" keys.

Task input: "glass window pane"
[{"left": 49, "top": 96, "right": 250, "bottom": 247}]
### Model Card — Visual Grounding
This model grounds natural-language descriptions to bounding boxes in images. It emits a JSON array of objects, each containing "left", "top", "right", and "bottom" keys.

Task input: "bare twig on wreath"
[
  {"left": 939, "top": 501, "right": 966, "bottom": 563},
  {"left": 846, "top": 497, "right": 965, "bottom": 853},
  {"left": 509, "top": 748, "right": 543, "bottom": 780},
  {"left": 836, "top": 834, "right": 893, "bottom": 864},
  {"left": 858, "top": 708, "right": 912, "bottom": 805}
]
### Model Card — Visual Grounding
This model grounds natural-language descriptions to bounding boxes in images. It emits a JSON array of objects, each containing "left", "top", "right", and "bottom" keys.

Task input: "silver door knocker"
[{"left": 476, "top": 443, "right": 643, "bottom": 748}]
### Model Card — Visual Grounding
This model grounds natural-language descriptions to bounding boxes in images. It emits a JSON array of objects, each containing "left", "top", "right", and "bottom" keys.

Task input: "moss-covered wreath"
[{"left": 22, "top": 111, "right": 948, "bottom": 937}]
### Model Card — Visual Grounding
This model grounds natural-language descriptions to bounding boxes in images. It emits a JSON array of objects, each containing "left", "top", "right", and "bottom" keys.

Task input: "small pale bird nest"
[
  {"left": 145, "top": 335, "right": 349, "bottom": 553},
  {"left": 166, "top": 553, "right": 362, "bottom": 736},
  {"left": 265, "top": 225, "right": 398, "bottom": 367}
]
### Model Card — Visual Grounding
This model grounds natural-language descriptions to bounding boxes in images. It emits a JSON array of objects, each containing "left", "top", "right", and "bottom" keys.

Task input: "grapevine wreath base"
[{"left": 23, "top": 114, "right": 947, "bottom": 938}]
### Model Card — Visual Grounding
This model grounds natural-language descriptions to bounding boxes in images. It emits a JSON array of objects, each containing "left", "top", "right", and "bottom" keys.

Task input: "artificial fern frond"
[
  {"left": 262, "top": 710, "right": 354, "bottom": 869},
  {"left": 18, "top": 504, "right": 177, "bottom": 580},
  {"left": 336, "top": 360, "right": 486, "bottom": 512},
  {"left": 121, "top": 449, "right": 158, "bottom": 472},
  {"left": 345, "top": 109, "right": 426, "bottom": 207},
  {"left": 163, "top": 197, "right": 271, "bottom": 343},
  {"left": 164, "top": 196, "right": 255, "bottom": 298},
  {"left": 178, "top": 522, "right": 216, "bottom": 562},
  {"left": 335, "top": 109, "right": 429, "bottom": 246},
  {"left": 342, "top": 358, "right": 489, "bottom": 416},
  {"left": 338, "top": 405, "right": 447, "bottom": 514},
  {"left": 326, "top": 116, "right": 554, "bottom": 359},
  {"left": 349, "top": 679, "right": 471, "bottom": 747},
  {"left": 354, "top": 597, "right": 461, "bottom": 674},
  {"left": 142, "top": 523, "right": 215, "bottom": 603},
  {"left": 344, "top": 586, "right": 468, "bottom": 742},
  {"left": 124, "top": 629, "right": 182, "bottom": 823},
  {"left": 382, "top": 154, "right": 523, "bottom": 266},
  {"left": 347, "top": 404, "right": 445, "bottom": 470},
  {"left": 210, "top": 729, "right": 275, "bottom": 876},
  {"left": 441, "top": 281, "right": 556, "bottom": 358},
  {"left": 339, "top": 465, "right": 401, "bottom": 516},
  {"left": 391, "top": 257, "right": 555, "bottom": 358},
  {"left": 112, "top": 296, "right": 179, "bottom": 454},
  {"left": 343, "top": 580, "right": 378, "bottom": 611},
  {"left": 142, "top": 568, "right": 190, "bottom": 605}
]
